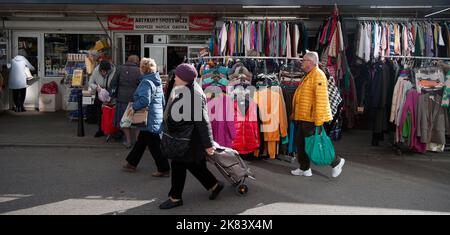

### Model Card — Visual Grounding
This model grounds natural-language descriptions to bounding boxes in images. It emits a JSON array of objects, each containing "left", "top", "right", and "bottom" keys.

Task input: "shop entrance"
[
  {"left": 167, "top": 46, "right": 187, "bottom": 73},
  {"left": 13, "top": 32, "right": 42, "bottom": 110},
  {"left": 143, "top": 45, "right": 189, "bottom": 75},
  {"left": 115, "top": 33, "right": 209, "bottom": 75}
]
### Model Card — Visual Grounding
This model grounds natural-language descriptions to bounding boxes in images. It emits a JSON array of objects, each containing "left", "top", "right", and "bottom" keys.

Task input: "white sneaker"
[
  {"left": 291, "top": 168, "right": 313, "bottom": 177},
  {"left": 331, "top": 158, "right": 345, "bottom": 178}
]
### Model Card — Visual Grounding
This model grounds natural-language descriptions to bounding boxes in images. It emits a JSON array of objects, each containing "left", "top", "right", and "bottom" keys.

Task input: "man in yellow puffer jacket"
[{"left": 291, "top": 51, "right": 345, "bottom": 178}]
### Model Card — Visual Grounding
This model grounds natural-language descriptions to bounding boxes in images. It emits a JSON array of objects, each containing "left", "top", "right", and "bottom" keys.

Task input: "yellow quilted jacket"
[{"left": 292, "top": 66, "right": 332, "bottom": 126}]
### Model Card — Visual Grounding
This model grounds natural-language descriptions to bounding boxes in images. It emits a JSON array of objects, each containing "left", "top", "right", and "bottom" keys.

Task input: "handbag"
[
  {"left": 160, "top": 127, "right": 193, "bottom": 160},
  {"left": 305, "top": 126, "right": 335, "bottom": 166},
  {"left": 131, "top": 107, "right": 148, "bottom": 127},
  {"left": 160, "top": 93, "right": 194, "bottom": 160}
]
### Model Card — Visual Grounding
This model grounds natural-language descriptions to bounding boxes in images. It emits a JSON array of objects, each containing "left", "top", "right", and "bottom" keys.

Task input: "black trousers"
[
  {"left": 169, "top": 160, "right": 218, "bottom": 200},
  {"left": 126, "top": 131, "right": 170, "bottom": 172},
  {"left": 295, "top": 121, "right": 341, "bottom": 171},
  {"left": 12, "top": 88, "right": 26, "bottom": 110}
]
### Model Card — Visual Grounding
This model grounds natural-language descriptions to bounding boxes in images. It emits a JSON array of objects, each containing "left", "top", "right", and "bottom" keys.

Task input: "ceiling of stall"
[{"left": 0, "top": 3, "right": 449, "bottom": 20}]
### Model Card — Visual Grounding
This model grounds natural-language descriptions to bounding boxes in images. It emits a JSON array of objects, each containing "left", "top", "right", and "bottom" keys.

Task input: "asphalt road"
[{"left": 1, "top": 146, "right": 450, "bottom": 215}]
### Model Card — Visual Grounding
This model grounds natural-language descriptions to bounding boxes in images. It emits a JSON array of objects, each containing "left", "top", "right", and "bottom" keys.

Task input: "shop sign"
[
  {"left": 108, "top": 15, "right": 134, "bottom": 30},
  {"left": 134, "top": 16, "right": 189, "bottom": 31},
  {"left": 189, "top": 16, "right": 215, "bottom": 31}
]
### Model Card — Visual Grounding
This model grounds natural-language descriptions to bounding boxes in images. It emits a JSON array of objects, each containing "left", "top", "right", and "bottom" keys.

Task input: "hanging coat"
[{"left": 232, "top": 99, "right": 261, "bottom": 154}]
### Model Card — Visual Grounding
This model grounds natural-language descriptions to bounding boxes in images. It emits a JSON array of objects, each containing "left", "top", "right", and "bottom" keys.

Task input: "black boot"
[{"left": 94, "top": 130, "right": 105, "bottom": 137}]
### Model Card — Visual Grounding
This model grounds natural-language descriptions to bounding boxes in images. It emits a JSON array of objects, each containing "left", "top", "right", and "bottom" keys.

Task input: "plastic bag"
[
  {"left": 98, "top": 88, "right": 111, "bottom": 103},
  {"left": 41, "top": 81, "right": 58, "bottom": 94},
  {"left": 120, "top": 102, "right": 134, "bottom": 128}
]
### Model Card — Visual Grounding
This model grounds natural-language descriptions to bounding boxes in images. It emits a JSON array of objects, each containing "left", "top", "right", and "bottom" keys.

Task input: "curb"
[{"left": 0, "top": 143, "right": 124, "bottom": 149}]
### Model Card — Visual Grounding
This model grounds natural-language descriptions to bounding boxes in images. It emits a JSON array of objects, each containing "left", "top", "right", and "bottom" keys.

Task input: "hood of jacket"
[
  {"left": 13, "top": 55, "right": 27, "bottom": 62},
  {"left": 140, "top": 72, "right": 161, "bottom": 87}
]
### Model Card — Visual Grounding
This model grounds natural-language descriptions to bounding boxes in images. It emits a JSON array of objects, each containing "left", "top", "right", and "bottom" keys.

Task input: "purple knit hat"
[{"left": 175, "top": 63, "right": 198, "bottom": 83}]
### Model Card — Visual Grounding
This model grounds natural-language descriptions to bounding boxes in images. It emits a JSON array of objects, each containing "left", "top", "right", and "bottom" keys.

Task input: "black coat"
[{"left": 166, "top": 82, "right": 214, "bottom": 163}]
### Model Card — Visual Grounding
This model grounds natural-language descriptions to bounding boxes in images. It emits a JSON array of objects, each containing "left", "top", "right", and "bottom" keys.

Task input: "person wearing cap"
[
  {"left": 159, "top": 63, "right": 224, "bottom": 210},
  {"left": 89, "top": 60, "right": 116, "bottom": 137},
  {"left": 122, "top": 58, "right": 170, "bottom": 177}
]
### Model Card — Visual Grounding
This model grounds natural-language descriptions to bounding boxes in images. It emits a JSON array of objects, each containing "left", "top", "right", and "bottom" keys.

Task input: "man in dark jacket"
[{"left": 159, "top": 64, "right": 224, "bottom": 210}]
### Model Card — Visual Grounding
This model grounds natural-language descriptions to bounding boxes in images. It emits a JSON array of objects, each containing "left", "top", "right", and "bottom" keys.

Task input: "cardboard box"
[{"left": 82, "top": 96, "right": 94, "bottom": 105}]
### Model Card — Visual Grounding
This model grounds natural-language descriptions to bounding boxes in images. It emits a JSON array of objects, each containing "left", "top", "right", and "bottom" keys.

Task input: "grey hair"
[{"left": 304, "top": 51, "right": 319, "bottom": 66}]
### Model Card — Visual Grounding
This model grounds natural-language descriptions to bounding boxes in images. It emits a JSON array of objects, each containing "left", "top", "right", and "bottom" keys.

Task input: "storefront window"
[{"left": 44, "top": 33, "right": 108, "bottom": 77}]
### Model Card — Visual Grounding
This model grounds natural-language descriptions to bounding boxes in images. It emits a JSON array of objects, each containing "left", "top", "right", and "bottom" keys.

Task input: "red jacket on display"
[{"left": 232, "top": 99, "right": 260, "bottom": 154}]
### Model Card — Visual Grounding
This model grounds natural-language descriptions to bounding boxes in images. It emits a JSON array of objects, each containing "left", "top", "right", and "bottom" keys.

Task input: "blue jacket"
[{"left": 132, "top": 72, "right": 165, "bottom": 133}]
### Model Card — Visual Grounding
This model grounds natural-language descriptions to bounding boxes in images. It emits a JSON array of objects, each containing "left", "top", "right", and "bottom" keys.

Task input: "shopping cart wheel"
[{"left": 235, "top": 184, "right": 248, "bottom": 196}]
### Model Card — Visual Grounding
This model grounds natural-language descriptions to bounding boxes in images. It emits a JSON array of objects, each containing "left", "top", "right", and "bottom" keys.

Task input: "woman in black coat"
[{"left": 159, "top": 64, "right": 224, "bottom": 210}]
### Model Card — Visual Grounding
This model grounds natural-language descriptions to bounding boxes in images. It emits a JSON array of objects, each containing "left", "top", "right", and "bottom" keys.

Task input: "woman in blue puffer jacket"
[{"left": 122, "top": 58, "right": 170, "bottom": 177}]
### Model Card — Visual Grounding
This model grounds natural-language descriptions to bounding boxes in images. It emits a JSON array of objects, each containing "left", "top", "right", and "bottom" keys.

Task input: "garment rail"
[
  {"left": 348, "top": 17, "right": 450, "bottom": 22},
  {"left": 188, "top": 56, "right": 303, "bottom": 63},
  {"left": 384, "top": 55, "right": 450, "bottom": 61}
]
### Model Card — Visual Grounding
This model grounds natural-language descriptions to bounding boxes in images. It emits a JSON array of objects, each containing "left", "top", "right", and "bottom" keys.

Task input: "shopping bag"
[
  {"left": 305, "top": 126, "right": 335, "bottom": 166},
  {"left": 120, "top": 102, "right": 134, "bottom": 128},
  {"left": 101, "top": 105, "right": 120, "bottom": 135},
  {"left": 24, "top": 67, "right": 33, "bottom": 80}
]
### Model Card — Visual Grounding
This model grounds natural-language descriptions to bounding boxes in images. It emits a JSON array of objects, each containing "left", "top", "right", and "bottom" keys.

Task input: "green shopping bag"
[{"left": 305, "top": 126, "right": 335, "bottom": 166}]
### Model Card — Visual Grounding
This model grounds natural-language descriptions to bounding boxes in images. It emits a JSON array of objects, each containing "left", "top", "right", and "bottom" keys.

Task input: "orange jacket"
[
  {"left": 254, "top": 86, "right": 288, "bottom": 141},
  {"left": 292, "top": 66, "right": 332, "bottom": 126}
]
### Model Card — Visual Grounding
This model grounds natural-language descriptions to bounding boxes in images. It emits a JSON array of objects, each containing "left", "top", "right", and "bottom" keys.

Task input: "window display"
[{"left": 44, "top": 33, "right": 108, "bottom": 77}]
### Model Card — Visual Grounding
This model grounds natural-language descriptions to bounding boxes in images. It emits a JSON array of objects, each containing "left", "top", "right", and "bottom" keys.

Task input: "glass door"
[
  {"left": 13, "top": 32, "right": 43, "bottom": 110},
  {"left": 144, "top": 45, "right": 167, "bottom": 75}
]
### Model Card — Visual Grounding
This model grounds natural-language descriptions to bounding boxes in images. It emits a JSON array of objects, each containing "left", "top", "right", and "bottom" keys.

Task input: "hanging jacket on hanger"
[
  {"left": 253, "top": 86, "right": 288, "bottom": 159},
  {"left": 232, "top": 98, "right": 261, "bottom": 154},
  {"left": 207, "top": 94, "right": 237, "bottom": 148}
]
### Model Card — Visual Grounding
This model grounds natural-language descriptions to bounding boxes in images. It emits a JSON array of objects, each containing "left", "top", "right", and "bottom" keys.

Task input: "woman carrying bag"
[
  {"left": 8, "top": 55, "right": 35, "bottom": 112},
  {"left": 159, "top": 63, "right": 224, "bottom": 210},
  {"left": 122, "top": 58, "right": 170, "bottom": 177}
]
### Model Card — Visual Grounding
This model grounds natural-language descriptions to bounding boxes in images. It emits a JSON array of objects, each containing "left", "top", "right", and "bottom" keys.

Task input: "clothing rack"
[
  {"left": 220, "top": 17, "right": 308, "bottom": 21},
  {"left": 189, "top": 56, "right": 303, "bottom": 62},
  {"left": 350, "top": 17, "right": 450, "bottom": 21},
  {"left": 384, "top": 55, "right": 450, "bottom": 61}
]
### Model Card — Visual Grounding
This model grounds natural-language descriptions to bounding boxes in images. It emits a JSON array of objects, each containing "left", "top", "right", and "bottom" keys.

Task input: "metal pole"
[
  {"left": 77, "top": 89, "right": 85, "bottom": 137},
  {"left": 188, "top": 56, "right": 303, "bottom": 61},
  {"left": 384, "top": 55, "right": 450, "bottom": 61}
]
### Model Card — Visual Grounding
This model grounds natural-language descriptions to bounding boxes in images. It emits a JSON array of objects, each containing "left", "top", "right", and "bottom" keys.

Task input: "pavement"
[{"left": 0, "top": 110, "right": 450, "bottom": 215}]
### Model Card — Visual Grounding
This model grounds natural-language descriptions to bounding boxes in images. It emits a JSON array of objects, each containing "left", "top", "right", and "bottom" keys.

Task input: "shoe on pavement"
[
  {"left": 291, "top": 168, "right": 313, "bottom": 177},
  {"left": 159, "top": 198, "right": 183, "bottom": 209},
  {"left": 209, "top": 181, "right": 224, "bottom": 200},
  {"left": 122, "top": 163, "right": 137, "bottom": 172},
  {"left": 122, "top": 141, "right": 132, "bottom": 149},
  {"left": 332, "top": 158, "right": 345, "bottom": 178},
  {"left": 151, "top": 171, "right": 170, "bottom": 177},
  {"left": 94, "top": 131, "right": 105, "bottom": 138}
]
